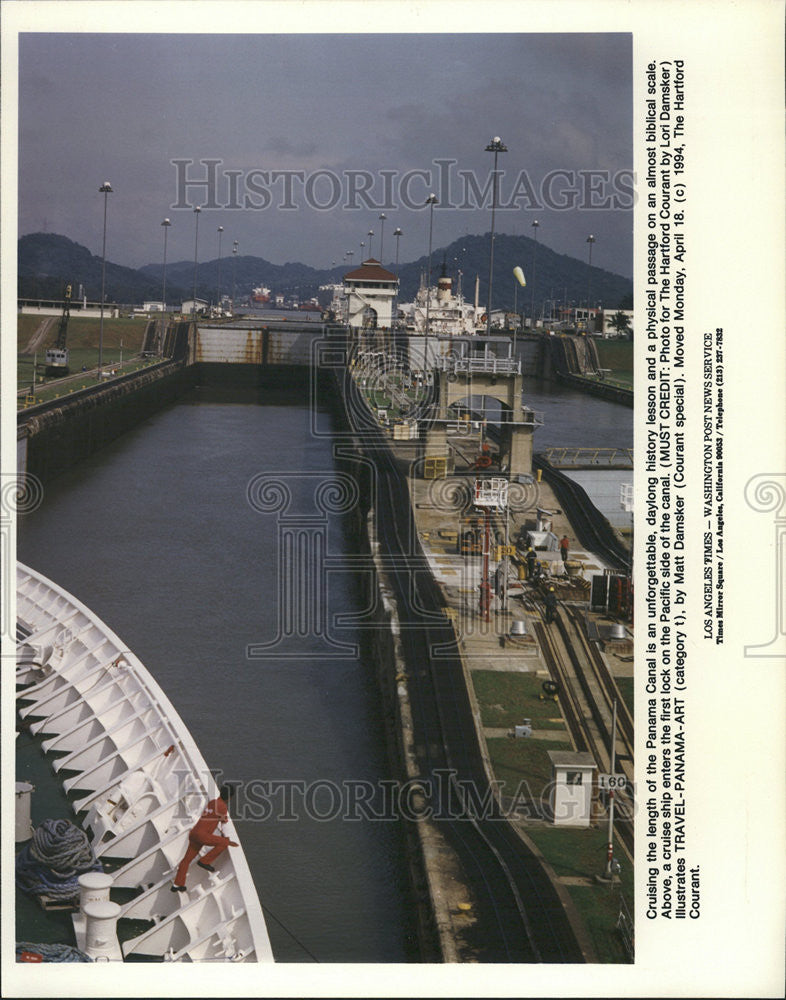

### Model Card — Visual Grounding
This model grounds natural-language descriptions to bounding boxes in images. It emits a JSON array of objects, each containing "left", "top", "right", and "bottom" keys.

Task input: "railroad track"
[
  {"left": 341, "top": 365, "right": 584, "bottom": 964},
  {"left": 532, "top": 593, "right": 634, "bottom": 859},
  {"left": 533, "top": 455, "right": 630, "bottom": 572}
]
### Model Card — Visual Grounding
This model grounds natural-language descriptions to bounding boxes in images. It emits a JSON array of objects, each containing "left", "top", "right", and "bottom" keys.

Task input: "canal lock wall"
[{"left": 329, "top": 383, "right": 458, "bottom": 963}]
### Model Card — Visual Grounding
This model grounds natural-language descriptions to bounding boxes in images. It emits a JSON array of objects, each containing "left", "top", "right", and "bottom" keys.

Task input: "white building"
[
  {"left": 342, "top": 259, "right": 398, "bottom": 330},
  {"left": 181, "top": 298, "right": 209, "bottom": 316}
]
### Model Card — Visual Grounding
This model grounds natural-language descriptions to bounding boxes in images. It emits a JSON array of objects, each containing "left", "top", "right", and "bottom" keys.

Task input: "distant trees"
[{"left": 607, "top": 310, "right": 632, "bottom": 339}]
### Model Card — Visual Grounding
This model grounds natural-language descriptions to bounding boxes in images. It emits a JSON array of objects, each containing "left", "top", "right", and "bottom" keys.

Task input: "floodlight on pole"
[
  {"left": 393, "top": 227, "right": 402, "bottom": 324},
  {"left": 160, "top": 218, "right": 171, "bottom": 314},
  {"left": 586, "top": 234, "right": 596, "bottom": 330},
  {"left": 192, "top": 206, "right": 202, "bottom": 315},
  {"left": 424, "top": 194, "right": 437, "bottom": 373},
  {"left": 231, "top": 241, "right": 238, "bottom": 313},
  {"left": 378, "top": 213, "right": 386, "bottom": 263},
  {"left": 216, "top": 226, "right": 224, "bottom": 310},
  {"left": 98, "top": 182, "right": 113, "bottom": 377},
  {"left": 531, "top": 219, "right": 540, "bottom": 326},
  {"left": 484, "top": 136, "right": 507, "bottom": 337}
]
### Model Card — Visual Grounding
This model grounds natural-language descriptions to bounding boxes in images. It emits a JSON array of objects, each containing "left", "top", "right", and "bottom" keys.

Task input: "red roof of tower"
[{"left": 343, "top": 258, "right": 397, "bottom": 282}]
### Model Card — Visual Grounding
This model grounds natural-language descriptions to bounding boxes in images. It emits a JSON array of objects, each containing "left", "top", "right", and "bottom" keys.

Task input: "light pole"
[
  {"left": 621, "top": 482, "right": 634, "bottom": 614},
  {"left": 393, "top": 227, "right": 402, "bottom": 326},
  {"left": 216, "top": 225, "right": 224, "bottom": 312},
  {"left": 424, "top": 194, "right": 437, "bottom": 375},
  {"left": 347, "top": 250, "right": 354, "bottom": 326},
  {"left": 192, "top": 206, "right": 201, "bottom": 315},
  {"left": 231, "top": 241, "right": 238, "bottom": 313},
  {"left": 586, "top": 234, "right": 596, "bottom": 332},
  {"left": 604, "top": 698, "right": 619, "bottom": 880},
  {"left": 530, "top": 219, "right": 540, "bottom": 327},
  {"left": 367, "top": 229, "right": 374, "bottom": 259},
  {"left": 98, "top": 182, "right": 113, "bottom": 377},
  {"left": 360, "top": 241, "right": 365, "bottom": 261},
  {"left": 378, "top": 213, "right": 386, "bottom": 264},
  {"left": 484, "top": 136, "right": 507, "bottom": 337},
  {"left": 160, "top": 218, "right": 171, "bottom": 314}
]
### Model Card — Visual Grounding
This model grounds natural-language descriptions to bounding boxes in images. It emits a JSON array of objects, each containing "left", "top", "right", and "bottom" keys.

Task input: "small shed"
[{"left": 547, "top": 750, "right": 596, "bottom": 827}]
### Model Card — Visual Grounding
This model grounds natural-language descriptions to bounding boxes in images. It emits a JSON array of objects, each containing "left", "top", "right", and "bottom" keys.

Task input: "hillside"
[
  {"left": 18, "top": 233, "right": 188, "bottom": 304},
  {"left": 19, "top": 231, "right": 632, "bottom": 312}
]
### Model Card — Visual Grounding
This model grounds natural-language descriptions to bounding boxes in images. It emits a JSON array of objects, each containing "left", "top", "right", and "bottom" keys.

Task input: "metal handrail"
[{"left": 436, "top": 356, "right": 521, "bottom": 375}]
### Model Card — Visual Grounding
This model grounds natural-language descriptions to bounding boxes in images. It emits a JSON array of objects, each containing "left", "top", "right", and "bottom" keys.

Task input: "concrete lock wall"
[{"left": 21, "top": 364, "right": 193, "bottom": 485}]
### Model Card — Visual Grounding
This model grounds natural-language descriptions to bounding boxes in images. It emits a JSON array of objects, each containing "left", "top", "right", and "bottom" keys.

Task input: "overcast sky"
[{"left": 18, "top": 32, "right": 632, "bottom": 276}]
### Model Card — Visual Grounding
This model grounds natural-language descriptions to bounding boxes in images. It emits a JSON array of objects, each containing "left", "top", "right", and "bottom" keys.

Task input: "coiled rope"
[
  {"left": 16, "top": 942, "right": 93, "bottom": 963},
  {"left": 16, "top": 818, "right": 102, "bottom": 901}
]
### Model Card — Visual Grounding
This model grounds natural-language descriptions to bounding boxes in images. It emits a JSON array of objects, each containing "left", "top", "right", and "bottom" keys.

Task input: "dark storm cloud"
[{"left": 17, "top": 32, "right": 632, "bottom": 276}]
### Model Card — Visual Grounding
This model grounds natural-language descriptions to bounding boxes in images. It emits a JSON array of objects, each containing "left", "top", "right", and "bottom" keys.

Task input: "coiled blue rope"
[
  {"left": 16, "top": 818, "right": 102, "bottom": 901},
  {"left": 16, "top": 942, "right": 93, "bottom": 963}
]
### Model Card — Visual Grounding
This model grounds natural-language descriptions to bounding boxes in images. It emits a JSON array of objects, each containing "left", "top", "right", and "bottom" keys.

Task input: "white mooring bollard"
[
  {"left": 83, "top": 900, "right": 122, "bottom": 960},
  {"left": 78, "top": 871, "right": 114, "bottom": 909}
]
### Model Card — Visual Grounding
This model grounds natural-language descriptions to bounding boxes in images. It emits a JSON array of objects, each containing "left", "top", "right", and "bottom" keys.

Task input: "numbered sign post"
[{"left": 598, "top": 773, "right": 628, "bottom": 791}]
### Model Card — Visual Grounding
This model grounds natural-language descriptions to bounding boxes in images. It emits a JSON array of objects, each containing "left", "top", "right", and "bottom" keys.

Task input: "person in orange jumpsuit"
[{"left": 172, "top": 784, "right": 238, "bottom": 891}]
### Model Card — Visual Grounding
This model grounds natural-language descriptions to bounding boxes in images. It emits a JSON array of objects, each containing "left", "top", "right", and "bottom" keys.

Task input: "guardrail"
[
  {"left": 17, "top": 358, "right": 179, "bottom": 422},
  {"left": 437, "top": 356, "right": 521, "bottom": 376},
  {"left": 540, "top": 446, "right": 633, "bottom": 467}
]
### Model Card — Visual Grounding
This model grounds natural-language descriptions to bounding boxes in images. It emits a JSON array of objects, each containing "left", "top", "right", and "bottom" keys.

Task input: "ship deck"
[{"left": 14, "top": 564, "right": 274, "bottom": 964}]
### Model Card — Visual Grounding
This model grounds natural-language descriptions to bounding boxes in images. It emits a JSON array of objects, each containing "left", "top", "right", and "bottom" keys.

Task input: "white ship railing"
[{"left": 15, "top": 562, "right": 274, "bottom": 963}]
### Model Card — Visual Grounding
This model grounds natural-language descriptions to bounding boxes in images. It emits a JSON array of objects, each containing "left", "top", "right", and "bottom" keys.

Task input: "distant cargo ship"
[{"left": 249, "top": 286, "right": 271, "bottom": 304}]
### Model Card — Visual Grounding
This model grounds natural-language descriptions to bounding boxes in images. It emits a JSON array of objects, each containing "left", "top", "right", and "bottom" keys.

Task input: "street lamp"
[
  {"left": 98, "top": 182, "right": 113, "bottom": 377},
  {"left": 231, "top": 241, "right": 238, "bottom": 313},
  {"left": 530, "top": 219, "right": 540, "bottom": 327},
  {"left": 367, "top": 229, "right": 374, "bottom": 259},
  {"left": 393, "top": 227, "right": 402, "bottom": 324},
  {"left": 216, "top": 225, "right": 224, "bottom": 312},
  {"left": 378, "top": 213, "right": 386, "bottom": 263},
  {"left": 424, "top": 194, "right": 437, "bottom": 373},
  {"left": 160, "top": 218, "right": 171, "bottom": 314},
  {"left": 484, "top": 136, "right": 507, "bottom": 337},
  {"left": 192, "top": 206, "right": 202, "bottom": 315},
  {"left": 360, "top": 241, "right": 365, "bottom": 261},
  {"left": 586, "top": 234, "right": 596, "bottom": 331}
]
